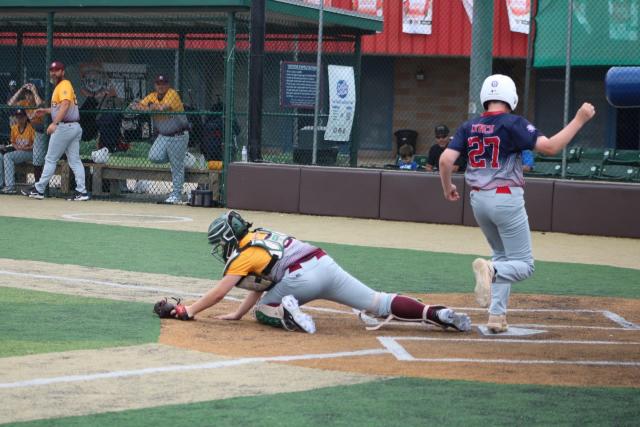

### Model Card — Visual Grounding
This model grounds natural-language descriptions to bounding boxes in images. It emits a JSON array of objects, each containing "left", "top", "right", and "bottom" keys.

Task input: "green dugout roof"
[
  {"left": 0, "top": 0, "right": 382, "bottom": 35},
  {"left": 535, "top": 0, "right": 640, "bottom": 68}
]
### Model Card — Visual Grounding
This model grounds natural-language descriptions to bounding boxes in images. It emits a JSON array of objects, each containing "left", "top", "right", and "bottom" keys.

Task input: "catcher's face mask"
[{"left": 208, "top": 211, "right": 251, "bottom": 263}]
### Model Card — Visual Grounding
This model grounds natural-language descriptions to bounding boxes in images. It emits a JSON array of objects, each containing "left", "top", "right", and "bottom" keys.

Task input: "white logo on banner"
[
  {"left": 325, "top": 65, "right": 355, "bottom": 142},
  {"left": 402, "top": 0, "right": 433, "bottom": 35},
  {"left": 506, "top": 0, "right": 531, "bottom": 34}
]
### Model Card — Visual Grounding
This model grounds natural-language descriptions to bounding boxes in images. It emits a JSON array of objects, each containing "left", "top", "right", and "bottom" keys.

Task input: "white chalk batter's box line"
[
  {"left": 1, "top": 269, "right": 639, "bottom": 332},
  {"left": 377, "top": 336, "right": 640, "bottom": 366}
]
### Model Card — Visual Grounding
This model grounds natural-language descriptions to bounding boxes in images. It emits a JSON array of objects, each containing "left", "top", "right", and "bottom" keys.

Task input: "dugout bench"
[
  {"left": 14, "top": 161, "right": 72, "bottom": 193},
  {"left": 90, "top": 164, "right": 221, "bottom": 198}
]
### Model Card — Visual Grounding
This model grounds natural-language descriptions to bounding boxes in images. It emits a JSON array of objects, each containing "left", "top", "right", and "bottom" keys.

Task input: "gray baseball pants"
[
  {"left": 470, "top": 187, "right": 535, "bottom": 316},
  {"left": 3, "top": 150, "right": 33, "bottom": 189},
  {"left": 148, "top": 132, "right": 189, "bottom": 199},
  {"left": 35, "top": 122, "right": 85, "bottom": 194},
  {"left": 259, "top": 255, "right": 394, "bottom": 317}
]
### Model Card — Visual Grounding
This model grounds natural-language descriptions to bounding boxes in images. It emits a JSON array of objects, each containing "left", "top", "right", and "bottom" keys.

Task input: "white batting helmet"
[{"left": 480, "top": 74, "right": 518, "bottom": 111}]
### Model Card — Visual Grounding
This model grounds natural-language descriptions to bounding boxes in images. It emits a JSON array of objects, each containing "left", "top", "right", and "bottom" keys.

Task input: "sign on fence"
[
  {"left": 325, "top": 65, "right": 355, "bottom": 142},
  {"left": 280, "top": 61, "right": 317, "bottom": 109}
]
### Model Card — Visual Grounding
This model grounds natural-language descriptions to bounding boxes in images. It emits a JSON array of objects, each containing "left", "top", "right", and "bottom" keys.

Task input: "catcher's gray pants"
[
  {"left": 3, "top": 149, "right": 32, "bottom": 189},
  {"left": 470, "top": 187, "right": 535, "bottom": 316},
  {"left": 36, "top": 122, "right": 85, "bottom": 194},
  {"left": 148, "top": 132, "right": 189, "bottom": 199},
  {"left": 32, "top": 131, "right": 47, "bottom": 166},
  {"left": 259, "top": 255, "right": 394, "bottom": 317}
]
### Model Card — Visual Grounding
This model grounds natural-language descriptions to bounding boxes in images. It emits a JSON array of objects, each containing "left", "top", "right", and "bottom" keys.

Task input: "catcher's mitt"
[{"left": 153, "top": 297, "right": 192, "bottom": 320}]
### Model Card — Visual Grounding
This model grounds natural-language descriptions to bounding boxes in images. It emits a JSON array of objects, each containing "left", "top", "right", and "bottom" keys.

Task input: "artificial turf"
[
  {"left": 0, "top": 286, "right": 158, "bottom": 358},
  {"left": 0, "top": 216, "right": 638, "bottom": 298},
  {"left": 6, "top": 377, "right": 640, "bottom": 427}
]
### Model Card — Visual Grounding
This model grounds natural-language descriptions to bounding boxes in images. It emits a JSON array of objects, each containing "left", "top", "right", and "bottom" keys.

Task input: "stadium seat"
[
  {"left": 603, "top": 149, "right": 640, "bottom": 166},
  {"left": 578, "top": 147, "right": 613, "bottom": 165},
  {"left": 593, "top": 164, "right": 638, "bottom": 182},
  {"left": 535, "top": 146, "right": 580, "bottom": 163},
  {"left": 565, "top": 163, "right": 600, "bottom": 180},
  {"left": 524, "top": 162, "right": 561, "bottom": 177}
]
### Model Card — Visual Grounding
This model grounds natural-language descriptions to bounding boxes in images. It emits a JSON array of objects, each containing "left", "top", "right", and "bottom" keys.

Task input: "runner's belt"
[{"left": 286, "top": 249, "right": 327, "bottom": 273}]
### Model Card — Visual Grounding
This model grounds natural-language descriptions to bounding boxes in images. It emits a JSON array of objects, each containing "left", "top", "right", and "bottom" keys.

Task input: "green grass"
[
  {"left": 0, "top": 216, "right": 638, "bottom": 298},
  {"left": 7, "top": 377, "right": 640, "bottom": 427},
  {"left": 0, "top": 287, "right": 158, "bottom": 357}
]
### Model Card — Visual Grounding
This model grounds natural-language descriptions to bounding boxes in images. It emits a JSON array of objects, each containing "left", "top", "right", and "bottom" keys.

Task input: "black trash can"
[{"left": 394, "top": 129, "right": 418, "bottom": 153}]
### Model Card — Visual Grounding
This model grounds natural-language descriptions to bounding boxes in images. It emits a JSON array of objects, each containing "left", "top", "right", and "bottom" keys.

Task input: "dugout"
[{"left": 0, "top": 1, "right": 381, "bottom": 203}]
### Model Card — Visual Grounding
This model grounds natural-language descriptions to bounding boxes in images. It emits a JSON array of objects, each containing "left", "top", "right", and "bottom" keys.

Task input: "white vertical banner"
[
  {"left": 462, "top": 0, "right": 473, "bottom": 23},
  {"left": 325, "top": 65, "right": 356, "bottom": 142},
  {"left": 402, "top": 0, "right": 433, "bottom": 35},
  {"left": 506, "top": 0, "right": 531, "bottom": 34}
]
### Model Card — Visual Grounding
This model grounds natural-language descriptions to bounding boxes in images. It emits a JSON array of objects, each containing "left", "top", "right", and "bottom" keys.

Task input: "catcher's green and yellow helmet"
[{"left": 207, "top": 210, "right": 252, "bottom": 262}]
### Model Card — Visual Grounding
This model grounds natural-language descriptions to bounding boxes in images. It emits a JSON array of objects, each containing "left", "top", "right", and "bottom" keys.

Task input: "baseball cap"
[
  {"left": 155, "top": 75, "right": 170, "bottom": 84},
  {"left": 435, "top": 124, "right": 450, "bottom": 137},
  {"left": 13, "top": 108, "right": 26, "bottom": 116},
  {"left": 49, "top": 61, "right": 65, "bottom": 71}
]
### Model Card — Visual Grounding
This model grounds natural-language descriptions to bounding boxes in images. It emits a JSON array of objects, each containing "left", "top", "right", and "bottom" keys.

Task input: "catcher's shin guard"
[{"left": 254, "top": 296, "right": 316, "bottom": 333}]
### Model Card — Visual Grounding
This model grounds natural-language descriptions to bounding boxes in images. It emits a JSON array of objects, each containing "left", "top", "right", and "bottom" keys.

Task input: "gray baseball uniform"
[
  {"left": 35, "top": 79, "right": 86, "bottom": 194},
  {"left": 449, "top": 112, "right": 541, "bottom": 316}
]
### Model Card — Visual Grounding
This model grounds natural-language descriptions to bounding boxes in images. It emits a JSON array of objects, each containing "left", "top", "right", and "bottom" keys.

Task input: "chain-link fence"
[
  {"left": 1, "top": 1, "right": 638, "bottom": 207},
  {"left": 526, "top": 0, "right": 640, "bottom": 182}
]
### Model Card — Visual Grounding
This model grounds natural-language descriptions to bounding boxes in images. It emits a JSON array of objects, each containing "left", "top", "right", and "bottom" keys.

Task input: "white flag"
[
  {"left": 462, "top": 0, "right": 473, "bottom": 23},
  {"left": 506, "top": 0, "right": 531, "bottom": 34}
]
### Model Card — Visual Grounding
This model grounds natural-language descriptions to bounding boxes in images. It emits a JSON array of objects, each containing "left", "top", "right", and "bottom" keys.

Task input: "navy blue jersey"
[{"left": 448, "top": 112, "right": 542, "bottom": 189}]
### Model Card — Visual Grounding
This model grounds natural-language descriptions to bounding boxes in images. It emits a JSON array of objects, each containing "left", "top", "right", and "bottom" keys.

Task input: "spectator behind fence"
[
  {"left": 397, "top": 144, "right": 419, "bottom": 170},
  {"left": 522, "top": 149, "right": 535, "bottom": 172},
  {"left": 22, "top": 61, "right": 89, "bottom": 201},
  {"left": 7, "top": 82, "right": 46, "bottom": 182},
  {"left": 1, "top": 109, "right": 34, "bottom": 194},
  {"left": 132, "top": 74, "right": 190, "bottom": 205},
  {"left": 426, "top": 124, "right": 466, "bottom": 173}
]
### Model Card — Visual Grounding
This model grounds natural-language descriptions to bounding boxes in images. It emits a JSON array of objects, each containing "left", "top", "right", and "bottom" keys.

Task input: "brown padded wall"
[
  {"left": 552, "top": 181, "right": 640, "bottom": 238},
  {"left": 226, "top": 163, "right": 301, "bottom": 213},
  {"left": 462, "top": 179, "right": 555, "bottom": 232},
  {"left": 299, "top": 166, "right": 381, "bottom": 218},
  {"left": 380, "top": 171, "right": 466, "bottom": 224}
]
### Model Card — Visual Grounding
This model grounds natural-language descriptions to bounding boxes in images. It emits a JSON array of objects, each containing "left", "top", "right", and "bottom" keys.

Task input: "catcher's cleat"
[
  {"left": 486, "top": 314, "right": 508, "bottom": 333},
  {"left": 281, "top": 295, "right": 316, "bottom": 334},
  {"left": 472, "top": 258, "right": 494, "bottom": 308},
  {"left": 435, "top": 308, "right": 472, "bottom": 332}
]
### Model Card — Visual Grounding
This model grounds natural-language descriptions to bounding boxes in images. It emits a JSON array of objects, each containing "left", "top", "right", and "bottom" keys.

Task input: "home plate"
[{"left": 477, "top": 326, "right": 547, "bottom": 336}]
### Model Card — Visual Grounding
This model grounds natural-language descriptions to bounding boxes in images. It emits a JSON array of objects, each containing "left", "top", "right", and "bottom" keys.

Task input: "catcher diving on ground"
[{"left": 154, "top": 210, "right": 471, "bottom": 334}]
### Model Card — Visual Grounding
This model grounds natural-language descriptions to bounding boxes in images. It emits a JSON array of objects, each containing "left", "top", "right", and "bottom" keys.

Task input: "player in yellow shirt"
[
  {"left": 154, "top": 210, "right": 471, "bottom": 335},
  {"left": 133, "top": 75, "right": 190, "bottom": 204},
  {"left": 7, "top": 82, "right": 46, "bottom": 182},
  {"left": 23, "top": 61, "right": 89, "bottom": 201},
  {"left": 1, "top": 109, "right": 34, "bottom": 194}
]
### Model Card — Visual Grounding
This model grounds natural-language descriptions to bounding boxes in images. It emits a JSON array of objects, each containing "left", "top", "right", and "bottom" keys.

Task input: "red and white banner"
[
  {"left": 402, "top": 0, "right": 433, "bottom": 35},
  {"left": 506, "top": 0, "right": 531, "bottom": 34},
  {"left": 353, "top": 0, "right": 384, "bottom": 17},
  {"left": 462, "top": 0, "right": 473, "bottom": 23},
  {"left": 303, "top": 0, "right": 332, "bottom": 7}
]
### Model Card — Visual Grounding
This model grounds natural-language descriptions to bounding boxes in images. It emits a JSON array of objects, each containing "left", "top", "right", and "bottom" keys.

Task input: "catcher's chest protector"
[{"left": 224, "top": 229, "right": 289, "bottom": 277}]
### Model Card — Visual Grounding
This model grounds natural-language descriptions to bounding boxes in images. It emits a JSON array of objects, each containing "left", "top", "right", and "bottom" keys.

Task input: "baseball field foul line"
[
  {"left": 377, "top": 336, "right": 640, "bottom": 366},
  {"left": 3, "top": 269, "right": 638, "bottom": 325},
  {"left": 0, "top": 349, "right": 388, "bottom": 390}
]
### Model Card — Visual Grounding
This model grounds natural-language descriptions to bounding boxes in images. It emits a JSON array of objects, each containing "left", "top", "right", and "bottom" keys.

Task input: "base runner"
[
  {"left": 439, "top": 74, "right": 595, "bottom": 333},
  {"left": 154, "top": 210, "right": 471, "bottom": 334}
]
